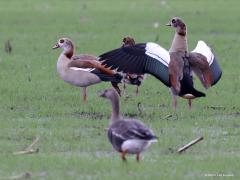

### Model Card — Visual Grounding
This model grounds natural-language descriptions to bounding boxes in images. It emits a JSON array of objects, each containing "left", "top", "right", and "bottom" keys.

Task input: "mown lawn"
[{"left": 0, "top": 0, "right": 239, "bottom": 179}]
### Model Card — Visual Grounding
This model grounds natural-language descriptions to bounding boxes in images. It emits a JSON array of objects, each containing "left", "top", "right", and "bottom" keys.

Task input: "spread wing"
[
  {"left": 99, "top": 43, "right": 171, "bottom": 87},
  {"left": 188, "top": 52, "right": 213, "bottom": 89},
  {"left": 99, "top": 43, "right": 147, "bottom": 74}
]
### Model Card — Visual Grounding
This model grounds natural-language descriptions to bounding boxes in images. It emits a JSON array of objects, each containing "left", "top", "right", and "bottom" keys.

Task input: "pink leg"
[
  {"left": 82, "top": 87, "right": 87, "bottom": 103},
  {"left": 136, "top": 153, "right": 140, "bottom": 162},
  {"left": 188, "top": 99, "right": 192, "bottom": 109},
  {"left": 121, "top": 150, "right": 127, "bottom": 162},
  {"left": 172, "top": 95, "right": 177, "bottom": 110}
]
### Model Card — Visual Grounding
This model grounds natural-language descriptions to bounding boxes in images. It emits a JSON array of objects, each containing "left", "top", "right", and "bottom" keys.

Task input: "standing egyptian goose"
[
  {"left": 99, "top": 88, "right": 157, "bottom": 162},
  {"left": 166, "top": 17, "right": 223, "bottom": 109},
  {"left": 166, "top": 17, "right": 208, "bottom": 109},
  {"left": 52, "top": 37, "right": 122, "bottom": 102},
  {"left": 121, "top": 36, "right": 146, "bottom": 96},
  {"left": 98, "top": 21, "right": 221, "bottom": 108}
]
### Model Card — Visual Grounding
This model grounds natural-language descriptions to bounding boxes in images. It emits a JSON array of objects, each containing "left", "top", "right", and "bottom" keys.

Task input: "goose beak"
[
  {"left": 166, "top": 22, "right": 171, "bottom": 26},
  {"left": 52, "top": 43, "right": 60, "bottom": 49}
]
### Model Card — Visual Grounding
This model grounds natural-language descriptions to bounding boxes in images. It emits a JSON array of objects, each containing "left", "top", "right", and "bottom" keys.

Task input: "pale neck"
[
  {"left": 169, "top": 31, "right": 188, "bottom": 53},
  {"left": 109, "top": 95, "right": 120, "bottom": 124},
  {"left": 57, "top": 53, "right": 70, "bottom": 72}
]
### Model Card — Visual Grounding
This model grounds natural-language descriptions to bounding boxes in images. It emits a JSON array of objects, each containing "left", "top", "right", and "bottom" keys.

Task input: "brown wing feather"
[
  {"left": 169, "top": 52, "right": 184, "bottom": 93},
  {"left": 68, "top": 59, "right": 115, "bottom": 75},
  {"left": 188, "top": 52, "right": 213, "bottom": 89}
]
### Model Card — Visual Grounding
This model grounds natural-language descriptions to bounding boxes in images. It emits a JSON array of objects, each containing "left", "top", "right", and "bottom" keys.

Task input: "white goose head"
[{"left": 52, "top": 37, "right": 74, "bottom": 58}]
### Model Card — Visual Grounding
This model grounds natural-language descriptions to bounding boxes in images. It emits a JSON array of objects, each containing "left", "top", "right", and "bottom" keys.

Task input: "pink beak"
[{"left": 52, "top": 43, "right": 60, "bottom": 49}]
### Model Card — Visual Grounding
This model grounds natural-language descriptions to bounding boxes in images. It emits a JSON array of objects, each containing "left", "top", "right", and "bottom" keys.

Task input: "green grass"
[{"left": 0, "top": 0, "right": 240, "bottom": 179}]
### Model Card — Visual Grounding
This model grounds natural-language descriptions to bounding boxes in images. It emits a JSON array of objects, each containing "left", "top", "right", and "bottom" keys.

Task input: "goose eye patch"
[{"left": 60, "top": 39, "right": 64, "bottom": 43}]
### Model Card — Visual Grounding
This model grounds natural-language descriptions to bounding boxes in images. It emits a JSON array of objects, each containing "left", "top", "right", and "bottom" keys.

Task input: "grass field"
[{"left": 0, "top": 0, "right": 240, "bottom": 179}]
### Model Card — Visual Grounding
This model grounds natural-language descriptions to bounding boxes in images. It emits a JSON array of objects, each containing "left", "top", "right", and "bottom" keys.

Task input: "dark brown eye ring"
[
  {"left": 172, "top": 19, "right": 176, "bottom": 24},
  {"left": 59, "top": 39, "right": 64, "bottom": 43}
]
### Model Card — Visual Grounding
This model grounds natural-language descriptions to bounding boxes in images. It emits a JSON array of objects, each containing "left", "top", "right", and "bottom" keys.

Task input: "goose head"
[
  {"left": 166, "top": 17, "right": 186, "bottom": 36},
  {"left": 122, "top": 36, "right": 135, "bottom": 47},
  {"left": 52, "top": 37, "right": 74, "bottom": 58},
  {"left": 99, "top": 88, "right": 119, "bottom": 100}
]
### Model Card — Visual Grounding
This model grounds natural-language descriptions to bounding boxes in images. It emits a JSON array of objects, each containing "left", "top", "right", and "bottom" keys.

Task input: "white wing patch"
[
  {"left": 192, "top": 41, "right": 214, "bottom": 65},
  {"left": 69, "top": 67, "right": 95, "bottom": 72},
  {"left": 112, "top": 131, "right": 126, "bottom": 140},
  {"left": 144, "top": 41, "right": 214, "bottom": 67},
  {"left": 145, "top": 42, "right": 170, "bottom": 66},
  {"left": 129, "top": 129, "right": 145, "bottom": 138}
]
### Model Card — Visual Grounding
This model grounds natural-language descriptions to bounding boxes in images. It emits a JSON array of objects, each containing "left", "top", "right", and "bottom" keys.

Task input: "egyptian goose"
[
  {"left": 166, "top": 17, "right": 207, "bottom": 109},
  {"left": 166, "top": 17, "right": 223, "bottom": 109},
  {"left": 99, "top": 88, "right": 157, "bottom": 162},
  {"left": 52, "top": 37, "right": 122, "bottom": 102},
  {"left": 98, "top": 20, "right": 221, "bottom": 109},
  {"left": 121, "top": 36, "right": 146, "bottom": 96}
]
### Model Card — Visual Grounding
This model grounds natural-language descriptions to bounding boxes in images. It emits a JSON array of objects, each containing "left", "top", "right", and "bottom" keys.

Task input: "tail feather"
[
  {"left": 179, "top": 73, "right": 205, "bottom": 98},
  {"left": 190, "top": 88, "right": 206, "bottom": 97},
  {"left": 91, "top": 69, "right": 122, "bottom": 83}
]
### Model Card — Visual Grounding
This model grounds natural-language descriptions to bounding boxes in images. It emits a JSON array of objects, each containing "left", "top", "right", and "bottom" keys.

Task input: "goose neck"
[
  {"left": 109, "top": 95, "right": 120, "bottom": 124},
  {"left": 169, "top": 30, "right": 188, "bottom": 53}
]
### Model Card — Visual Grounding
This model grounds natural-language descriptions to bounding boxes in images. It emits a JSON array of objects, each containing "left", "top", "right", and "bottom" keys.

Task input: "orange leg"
[
  {"left": 136, "top": 153, "right": 140, "bottom": 162},
  {"left": 121, "top": 150, "right": 127, "bottom": 162},
  {"left": 82, "top": 87, "right": 87, "bottom": 103},
  {"left": 111, "top": 82, "right": 121, "bottom": 96}
]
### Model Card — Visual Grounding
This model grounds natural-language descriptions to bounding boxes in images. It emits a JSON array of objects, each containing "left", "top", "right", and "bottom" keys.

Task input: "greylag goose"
[
  {"left": 99, "top": 88, "right": 157, "bottom": 162},
  {"left": 121, "top": 36, "right": 146, "bottom": 96},
  {"left": 98, "top": 19, "right": 221, "bottom": 109},
  {"left": 52, "top": 37, "right": 122, "bottom": 102}
]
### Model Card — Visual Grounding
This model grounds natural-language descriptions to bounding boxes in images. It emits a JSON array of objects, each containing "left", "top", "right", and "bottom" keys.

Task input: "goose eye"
[
  {"left": 172, "top": 19, "right": 176, "bottom": 24},
  {"left": 59, "top": 39, "right": 64, "bottom": 43}
]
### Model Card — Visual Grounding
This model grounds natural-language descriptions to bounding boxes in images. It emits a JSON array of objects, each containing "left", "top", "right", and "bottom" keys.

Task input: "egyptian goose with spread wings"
[
  {"left": 166, "top": 17, "right": 222, "bottom": 109},
  {"left": 52, "top": 37, "right": 122, "bottom": 102},
  {"left": 98, "top": 19, "right": 221, "bottom": 109},
  {"left": 166, "top": 17, "right": 207, "bottom": 109},
  {"left": 99, "top": 88, "right": 157, "bottom": 162}
]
